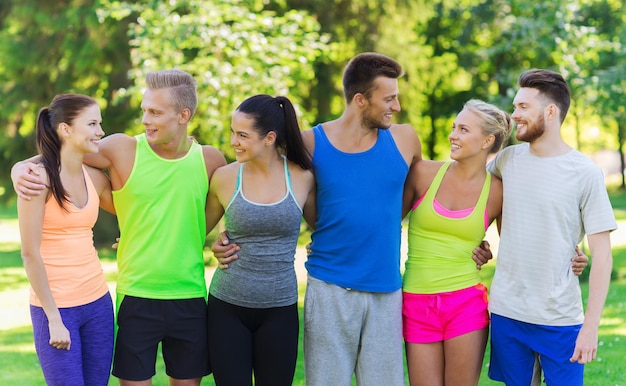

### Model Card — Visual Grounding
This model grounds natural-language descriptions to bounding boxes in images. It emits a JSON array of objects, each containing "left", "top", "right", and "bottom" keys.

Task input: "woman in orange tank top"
[{"left": 17, "top": 94, "right": 116, "bottom": 386}]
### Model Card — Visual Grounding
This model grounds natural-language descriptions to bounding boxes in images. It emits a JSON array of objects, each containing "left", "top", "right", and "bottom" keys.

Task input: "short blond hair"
[{"left": 145, "top": 69, "right": 198, "bottom": 116}]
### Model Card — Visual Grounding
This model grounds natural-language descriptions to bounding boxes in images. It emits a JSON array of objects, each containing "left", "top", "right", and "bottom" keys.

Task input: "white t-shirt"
[{"left": 487, "top": 143, "right": 616, "bottom": 326}]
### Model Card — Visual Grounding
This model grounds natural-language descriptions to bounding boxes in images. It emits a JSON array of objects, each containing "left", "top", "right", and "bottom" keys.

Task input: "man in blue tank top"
[
  {"left": 213, "top": 52, "right": 422, "bottom": 385},
  {"left": 298, "top": 52, "right": 423, "bottom": 385}
]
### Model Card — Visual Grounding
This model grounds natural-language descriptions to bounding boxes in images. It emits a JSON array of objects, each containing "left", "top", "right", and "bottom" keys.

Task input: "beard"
[
  {"left": 361, "top": 106, "right": 390, "bottom": 130},
  {"left": 515, "top": 114, "right": 545, "bottom": 142}
]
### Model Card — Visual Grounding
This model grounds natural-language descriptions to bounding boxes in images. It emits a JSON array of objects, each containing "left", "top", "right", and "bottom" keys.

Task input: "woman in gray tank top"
[{"left": 204, "top": 94, "right": 315, "bottom": 386}]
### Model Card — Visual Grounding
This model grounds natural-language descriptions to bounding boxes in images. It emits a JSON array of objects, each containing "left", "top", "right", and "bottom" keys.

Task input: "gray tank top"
[{"left": 209, "top": 157, "right": 303, "bottom": 308}]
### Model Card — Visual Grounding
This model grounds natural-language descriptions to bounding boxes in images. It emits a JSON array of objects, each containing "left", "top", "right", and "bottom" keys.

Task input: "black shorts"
[{"left": 112, "top": 295, "right": 210, "bottom": 381}]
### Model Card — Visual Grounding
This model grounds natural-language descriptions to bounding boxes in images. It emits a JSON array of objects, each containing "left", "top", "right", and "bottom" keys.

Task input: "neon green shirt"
[{"left": 113, "top": 134, "right": 208, "bottom": 299}]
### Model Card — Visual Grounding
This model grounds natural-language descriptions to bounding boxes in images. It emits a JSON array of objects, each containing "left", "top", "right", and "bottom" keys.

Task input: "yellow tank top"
[{"left": 403, "top": 162, "right": 490, "bottom": 293}]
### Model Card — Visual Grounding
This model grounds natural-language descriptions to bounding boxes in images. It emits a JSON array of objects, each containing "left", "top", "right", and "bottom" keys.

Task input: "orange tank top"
[{"left": 31, "top": 167, "right": 109, "bottom": 307}]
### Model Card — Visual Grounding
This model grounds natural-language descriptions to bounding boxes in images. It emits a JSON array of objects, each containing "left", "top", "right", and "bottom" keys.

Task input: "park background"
[{"left": 0, "top": 0, "right": 625, "bottom": 384}]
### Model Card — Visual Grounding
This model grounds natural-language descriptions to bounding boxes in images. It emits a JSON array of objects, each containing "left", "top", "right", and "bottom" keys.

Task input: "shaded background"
[{"left": 1, "top": 0, "right": 625, "bottom": 244}]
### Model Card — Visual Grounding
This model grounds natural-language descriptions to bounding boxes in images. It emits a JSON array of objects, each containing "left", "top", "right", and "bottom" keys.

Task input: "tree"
[
  {"left": 0, "top": 0, "right": 135, "bottom": 209},
  {"left": 102, "top": 0, "right": 328, "bottom": 161}
]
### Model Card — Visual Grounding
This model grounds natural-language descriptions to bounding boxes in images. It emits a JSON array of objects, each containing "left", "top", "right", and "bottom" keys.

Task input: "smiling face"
[
  {"left": 449, "top": 108, "right": 493, "bottom": 161},
  {"left": 512, "top": 87, "right": 547, "bottom": 143},
  {"left": 62, "top": 103, "right": 104, "bottom": 154},
  {"left": 360, "top": 76, "right": 401, "bottom": 130},
  {"left": 230, "top": 111, "right": 272, "bottom": 163},
  {"left": 140, "top": 88, "right": 185, "bottom": 145}
]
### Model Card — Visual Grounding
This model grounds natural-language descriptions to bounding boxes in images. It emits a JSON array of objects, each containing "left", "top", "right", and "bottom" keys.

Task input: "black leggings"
[{"left": 207, "top": 295, "right": 299, "bottom": 386}]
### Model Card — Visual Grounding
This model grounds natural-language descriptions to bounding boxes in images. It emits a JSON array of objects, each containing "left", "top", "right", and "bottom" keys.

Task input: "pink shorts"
[{"left": 402, "top": 283, "right": 489, "bottom": 343}]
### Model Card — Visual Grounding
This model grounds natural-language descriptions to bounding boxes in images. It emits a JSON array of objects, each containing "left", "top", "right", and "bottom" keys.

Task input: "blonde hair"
[
  {"left": 463, "top": 99, "right": 513, "bottom": 153},
  {"left": 145, "top": 69, "right": 198, "bottom": 117}
]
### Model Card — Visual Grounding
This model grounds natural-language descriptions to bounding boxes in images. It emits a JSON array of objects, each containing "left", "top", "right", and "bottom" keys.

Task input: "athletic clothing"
[
  {"left": 305, "top": 124, "right": 408, "bottom": 292},
  {"left": 112, "top": 133, "right": 208, "bottom": 300},
  {"left": 304, "top": 124, "right": 408, "bottom": 386},
  {"left": 489, "top": 314, "right": 584, "bottom": 386},
  {"left": 403, "top": 162, "right": 491, "bottom": 294},
  {"left": 208, "top": 157, "right": 302, "bottom": 385},
  {"left": 31, "top": 293, "right": 114, "bottom": 386},
  {"left": 112, "top": 296, "right": 210, "bottom": 380},
  {"left": 208, "top": 295, "right": 298, "bottom": 386},
  {"left": 35, "top": 167, "right": 109, "bottom": 308},
  {"left": 30, "top": 167, "right": 113, "bottom": 386},
  {"left": 209, "top": 157, "right": 302, "bottom": 308},
  {"left": 403, "top": 284, "right": 489, "bottom": 343},
  {"left": 111, "top": 134, "right": 210, "bottom": 380},
  {"left": 487, "top": 143, "right": 616, "bottom": 325},
  {"left": 304, "top": 275, "right": 404, "bottom": 386},
  {"left": 402, "top": 162, "right": 490, "bottom": 344},
  {"left": 487, "top": 143, "right": 616, "bottom": 384}
]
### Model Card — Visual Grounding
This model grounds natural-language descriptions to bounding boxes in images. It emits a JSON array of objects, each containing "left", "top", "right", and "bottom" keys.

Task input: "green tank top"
[
  {"left": 403, "top": 162, "right": 490, "bottom": 293},
  {"left": 112, "top": 134, "right": 208, "bottom": 299}
]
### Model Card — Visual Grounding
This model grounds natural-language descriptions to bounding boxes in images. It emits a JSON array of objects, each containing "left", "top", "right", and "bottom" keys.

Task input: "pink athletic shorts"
[{"left": 402, "top": 283, "right": 489, "bottom": 343}]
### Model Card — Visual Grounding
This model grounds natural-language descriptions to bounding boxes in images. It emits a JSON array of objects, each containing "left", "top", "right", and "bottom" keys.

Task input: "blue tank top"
[
  {"left": 209, "top": 157, "right": 302, "bottom": 308},
  {"left": 305, "top": 124, "right": 409, "bottom": 292}
]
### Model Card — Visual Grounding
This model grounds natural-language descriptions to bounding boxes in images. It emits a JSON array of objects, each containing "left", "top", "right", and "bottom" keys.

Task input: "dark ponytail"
[
  {"left": 275, "top": 96, "right": 312, "bottom": 170},
  {"left": 35, "top": 94, "right": 97, "bottom": 210},
  {"left": 236, "top": 94, "right": 312, "bottom": 170}
]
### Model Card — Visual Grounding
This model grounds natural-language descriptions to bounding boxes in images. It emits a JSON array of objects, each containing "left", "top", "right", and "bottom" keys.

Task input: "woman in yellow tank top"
[
  {"left": 401, "top": 100, "right": 589, "bottom": 386},
  {"left": 401, "top": 100, "right": 511, "bottom": 386}
]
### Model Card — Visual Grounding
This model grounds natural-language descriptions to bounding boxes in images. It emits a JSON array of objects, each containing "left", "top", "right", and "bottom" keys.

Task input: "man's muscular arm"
[
  {"left": 11, "top": 156, "right": 45, "bottom": 200},
  {"left": 12, "top": 134, "right": 129, "bottom": 199},
  {"left": 202, "top": 145, "right": 227, "bottom": 181}
]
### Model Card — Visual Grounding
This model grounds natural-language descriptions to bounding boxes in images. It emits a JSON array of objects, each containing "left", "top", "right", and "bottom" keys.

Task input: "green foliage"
[
  {"left": 101, "top": 0, "right": 328, "bottom": 161},
  {"left": 607, "top": 182, "right": 626, "bottom": 220},
  {"left": 2, "top": 0, "right": 626, "bottom": 196},
  {"left": 0, "top": 0, "right": 134, "bottom": 204}
]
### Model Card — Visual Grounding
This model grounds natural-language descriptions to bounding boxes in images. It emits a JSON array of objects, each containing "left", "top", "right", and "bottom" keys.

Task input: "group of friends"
[{"left": 11, "top": 52, "right": 615, "bottom": 386}]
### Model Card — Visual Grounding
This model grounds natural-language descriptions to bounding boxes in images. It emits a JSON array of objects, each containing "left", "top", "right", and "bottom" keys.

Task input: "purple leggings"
[{"left": 30, "top": 292, "right": 114, "bottom": 386}]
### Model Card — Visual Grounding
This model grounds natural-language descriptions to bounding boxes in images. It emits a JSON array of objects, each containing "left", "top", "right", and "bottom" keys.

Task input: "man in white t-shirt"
[{"left": 486, "top": 69, "right": 616, "bottom": 386}]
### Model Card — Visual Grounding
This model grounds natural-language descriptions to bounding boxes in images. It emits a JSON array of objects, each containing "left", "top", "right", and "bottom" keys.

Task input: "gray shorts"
[{"left": 304, "top": 275, "right": 404, "bottom": 386}]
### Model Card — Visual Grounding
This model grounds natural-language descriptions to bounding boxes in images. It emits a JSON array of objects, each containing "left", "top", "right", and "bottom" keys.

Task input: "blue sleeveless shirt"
[{"left": 305, "top": 124, "right": 409, "bottom": 292}]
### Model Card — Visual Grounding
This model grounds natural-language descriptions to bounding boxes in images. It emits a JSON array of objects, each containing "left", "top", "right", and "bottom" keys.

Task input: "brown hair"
[
  {"left": 36, "top": 94, "right": 98, "bottom": 210},
  {"left": 236, "top": 94, "right": 312, "bottom": 170},
  {"left": 518, "top": 69, "right": 570, "bottom": 124},
  {"left": 342, "top": 52, "right": 403, "bottom": 103}
]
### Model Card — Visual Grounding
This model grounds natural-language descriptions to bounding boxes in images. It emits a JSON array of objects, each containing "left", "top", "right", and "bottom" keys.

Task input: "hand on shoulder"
[{"left": 12, "top": 162, "right": 46, "bottom": 200}]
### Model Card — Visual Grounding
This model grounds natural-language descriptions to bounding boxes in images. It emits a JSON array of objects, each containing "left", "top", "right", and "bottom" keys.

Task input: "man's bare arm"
[
  {"left": 570, "top": 231, "right": 612, "bottom": 364},
  {"left": 11, "top": 156, "right": 45, "bottom": 200}
]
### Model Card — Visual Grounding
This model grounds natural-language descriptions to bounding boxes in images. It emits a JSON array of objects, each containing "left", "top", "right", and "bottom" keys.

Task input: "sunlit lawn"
[{"left": 2, "top": 188, "right": 626, "bottom": 385}]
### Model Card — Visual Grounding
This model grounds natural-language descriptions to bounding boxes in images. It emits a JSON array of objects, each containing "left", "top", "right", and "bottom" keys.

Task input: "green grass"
[
  {"left": 2, "top": 196, "right": 626, "bottom": 385},
  {"left": 608, "top": 183, "right": 626, "bottom": 220},
  {"left": 0, "top": 201, "right": 17, "bottom": 219}
]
